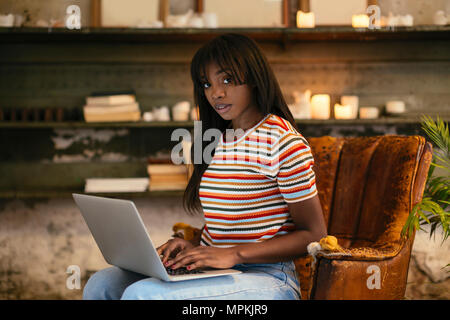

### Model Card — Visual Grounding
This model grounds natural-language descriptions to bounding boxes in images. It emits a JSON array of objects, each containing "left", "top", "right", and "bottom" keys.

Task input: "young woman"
[{"left": 83, "top": 33, "right": 327, "bottom": 300}]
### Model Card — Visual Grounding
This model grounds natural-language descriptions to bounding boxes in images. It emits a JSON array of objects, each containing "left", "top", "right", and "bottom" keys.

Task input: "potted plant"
[{"left": 402, "top": 115, "right": 449, "bottom": 269}]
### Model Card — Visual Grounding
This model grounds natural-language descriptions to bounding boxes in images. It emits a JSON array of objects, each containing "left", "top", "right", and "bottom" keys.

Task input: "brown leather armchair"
[{"left": 295, "top": 135, "right": 433, "bottom": 300}]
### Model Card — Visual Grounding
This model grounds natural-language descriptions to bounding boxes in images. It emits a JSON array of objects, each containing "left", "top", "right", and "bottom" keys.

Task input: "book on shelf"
[
  {"left": 147, "top": 163, "right": 188, "bottom": 176},
  {"left": 148, "top": 181, "right": 187, "bottom": 191},
  {"left": 83, "top": 110, "right": 141, "bottom": 122},
  {"left": 85, "top": 177, "right": 149, "bottom": 193},
  {"left": 150, "top": 174, "right": 188, "bottom": 184},
  {"left": 83, "top": 102, "right": 140, "bottom": 115},
  {"left": 86, "top": 91, "right": 136, "bottom": 106},
  {"left": 146, "top": 159, "right": 190, "bottom": 191},
  {"left": 83, "top": 90, "right": 141, "bottom": 122},
  {"left": 90, "top": 90, "right": 136, "bottom": 97}
]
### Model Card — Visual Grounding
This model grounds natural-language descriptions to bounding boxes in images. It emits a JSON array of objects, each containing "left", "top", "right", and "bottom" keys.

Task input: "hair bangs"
[{"left": 191, "top": 38, "right": 247, "bottom": 91}]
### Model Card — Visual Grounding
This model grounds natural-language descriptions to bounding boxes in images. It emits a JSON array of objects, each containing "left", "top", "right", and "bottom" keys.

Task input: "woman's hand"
[
  {"left": 156, "top": 238, "right": 195, "bottom": 265},
  {"left": 165, "top": 246, "right": 240, "bottom": 271}
]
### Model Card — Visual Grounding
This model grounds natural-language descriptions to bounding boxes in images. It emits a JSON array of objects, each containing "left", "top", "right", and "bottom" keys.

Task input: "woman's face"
[{"left": 201, "top": 62, "right": 260, "bottom": 127}]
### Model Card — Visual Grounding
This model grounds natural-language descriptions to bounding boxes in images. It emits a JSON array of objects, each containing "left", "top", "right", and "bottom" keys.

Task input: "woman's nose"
[{"left": 211, "top": 85, "right": 225, "bottom": 100}]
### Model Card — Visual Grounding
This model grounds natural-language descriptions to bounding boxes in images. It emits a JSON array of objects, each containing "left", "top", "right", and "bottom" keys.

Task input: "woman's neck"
[{"left": 231, "top": 108, "right": 265, "bottom": 131}]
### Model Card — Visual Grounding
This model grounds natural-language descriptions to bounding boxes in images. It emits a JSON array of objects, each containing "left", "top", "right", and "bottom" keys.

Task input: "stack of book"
[
  {"left": 83, "top": 91, "right": 141, "bottom": 122},
  {"left": 147, "top": 161, "right": 190, "bottom": 191},
  {"left": 84, "top": 178, "right": 149, "bottom": 193}
]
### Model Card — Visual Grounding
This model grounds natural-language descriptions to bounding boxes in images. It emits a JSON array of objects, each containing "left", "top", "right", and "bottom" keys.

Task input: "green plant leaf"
[{"left": 402, "top": 114, "right": 450, "bottom": 242}]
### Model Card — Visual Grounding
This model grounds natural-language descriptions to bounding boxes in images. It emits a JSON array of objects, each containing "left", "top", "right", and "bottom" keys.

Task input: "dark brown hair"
[{"left": 183, "top": 33, "right": 298, "bottom": 215}]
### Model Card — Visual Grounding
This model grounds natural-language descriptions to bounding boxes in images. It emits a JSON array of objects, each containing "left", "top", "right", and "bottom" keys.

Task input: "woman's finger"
[
  {"left": 186, "top": 260, "right": 204, "bottom": 271},
  {"left": 170, "top": 251, "right": 206, "bottom": 269},
  {"left": 167, "top": 246, "right": 198, "bottom": 266},
  {"left": 156, "top": 242, "right": 167, "bottom": 255},
  {"left": 170, "top": 255, "right": 199, "bottom": 269},
  {"left": 161, "top": 241, "right": 182, "bottom": 264}
]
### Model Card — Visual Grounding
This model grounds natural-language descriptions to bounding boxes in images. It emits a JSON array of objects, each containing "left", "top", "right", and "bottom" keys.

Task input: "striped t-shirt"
[{"left": 199, "top": 113, "right": 317, "bottom": 247}]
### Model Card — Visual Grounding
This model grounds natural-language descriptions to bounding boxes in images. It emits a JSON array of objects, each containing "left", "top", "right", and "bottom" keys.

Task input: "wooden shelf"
[
  {"left": 0, "top": 190, "right": 184, "bottom": 199},
  {"left": 0, "top": 26, "right": 449, "bottom": 43},
  {"left": 0, "top": 121, "right": 195, "bottom": 128},
  {"left": 0, "top": 116, "right": 447, "bottom": 128}
]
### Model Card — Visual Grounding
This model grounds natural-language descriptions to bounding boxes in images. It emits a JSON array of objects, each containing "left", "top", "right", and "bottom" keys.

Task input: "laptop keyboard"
[{"left": 165, "top": 267, "right": 205, "bottom": 275}]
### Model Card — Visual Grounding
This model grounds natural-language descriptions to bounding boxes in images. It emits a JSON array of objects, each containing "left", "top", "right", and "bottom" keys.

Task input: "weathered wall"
[
  {"left": 0, "top": 196, "right": 204, "bottom": 299},
  {"left": 1, "top": 40, "right": 449, "bottom": 115},
  {"left": 405, "top": 223, "right": 450, "bottom": 300},
  {"left": 378, "top": 0, "right": 450, "bottom": 25}
]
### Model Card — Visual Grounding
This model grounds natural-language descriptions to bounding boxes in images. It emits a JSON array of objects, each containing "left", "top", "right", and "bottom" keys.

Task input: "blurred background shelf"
[
  {"left": 0, "top": 190, "right": 184, "bottom": 199},
  {"left": 0, "top": 116, "right": 448, "bottom": 129},
  {"left": 0, "top": 121, "right": 195, "bottom": 128},
  {"left": 0, "top": 26, "right": 449, "bottom": 43}
]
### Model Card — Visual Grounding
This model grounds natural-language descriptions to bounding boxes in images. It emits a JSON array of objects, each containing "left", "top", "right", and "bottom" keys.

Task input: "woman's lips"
[{"left": 215, "top": 104, "right": 232, "bottom": 114}]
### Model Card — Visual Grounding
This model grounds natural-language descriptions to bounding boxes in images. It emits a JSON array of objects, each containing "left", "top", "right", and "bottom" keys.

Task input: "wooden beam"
[
  {"left": 298, "top": 0, "right": 310, "bottom": 12},
  {"left": 90, "top": 0, "right": 101, "bottom": 27},
  {"left": 283, "top": 0, "right": 289, "bottom": 27},
  {"left": 159, "top": 0, "right": 170, "bottom": 26},
  {"left": 196, "top": 0, "right": 204, "bottom": 13}
]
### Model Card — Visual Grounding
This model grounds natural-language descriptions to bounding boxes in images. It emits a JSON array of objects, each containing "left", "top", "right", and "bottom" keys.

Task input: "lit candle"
[
  {"left": 386, "top": 101, "right": 406, "bottom": 114},
  {"left": 334, "top": 104, "right": 353, "bottom": 119},
  {"left": 352, "top": 14, "right": 370, "bottom": 28},
  {"left": 341, "top": 95, "right": 359, "bottom": 119},
  {"left": 297, "top": 11, "right": 315, "bottom": 28},
  {"left": 359, "top": 107, "right": 379, "bottom": 119},
  {"left": 311, "top": 94, "right": 330, "bottom": 120}
]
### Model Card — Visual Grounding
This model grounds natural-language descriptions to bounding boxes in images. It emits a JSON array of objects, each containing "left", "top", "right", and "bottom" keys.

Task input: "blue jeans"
[{"left": 83, "top": 261, "right": 301, "bottom": 300}]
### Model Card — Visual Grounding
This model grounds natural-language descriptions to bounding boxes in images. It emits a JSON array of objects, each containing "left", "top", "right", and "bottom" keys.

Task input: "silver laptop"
[{"left": 73, "top": 193, "right": 241, "bottom": 281}]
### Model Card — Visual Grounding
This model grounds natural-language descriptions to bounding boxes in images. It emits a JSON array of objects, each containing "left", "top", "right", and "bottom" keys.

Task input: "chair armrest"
[
  {"left": 315, "top": 240, "right": 406, "bottom": 262},
  {"left": 309, "top": 238, "right": 414, "bottom": 299}
]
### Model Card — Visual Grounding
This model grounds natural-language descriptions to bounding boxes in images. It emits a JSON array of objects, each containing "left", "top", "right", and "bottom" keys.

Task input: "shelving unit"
[
  {"left": 0, "top": 121, "right": 195, "bottom": 129},
  {"left": 1, "top": 116, "right": 444, "bottom": 200},
  {"left": 1, "top": 26, "right": 448, "bottom": 200},
  {"left": 1, "top": 116, "right": 447, "bottom": 129},
  {"left": 1, "top": 26, "right": 449, "bottom": 43},
  {"left": 0, "top": 190, "right": 184, "bottom": 199}
]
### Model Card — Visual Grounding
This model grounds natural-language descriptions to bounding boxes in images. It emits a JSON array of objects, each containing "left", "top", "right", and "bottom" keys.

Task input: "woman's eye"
[
  {"left": 202, "top": 82, "right": 210, "bottom": 89},
  {"left": 224, "top": 77, "right": 233, "bottom": 84}
]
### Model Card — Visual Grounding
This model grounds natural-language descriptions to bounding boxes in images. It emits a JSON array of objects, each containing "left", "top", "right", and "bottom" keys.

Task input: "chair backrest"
[{"left": 307, "top": 135, "right": 431, "bottom": 248}]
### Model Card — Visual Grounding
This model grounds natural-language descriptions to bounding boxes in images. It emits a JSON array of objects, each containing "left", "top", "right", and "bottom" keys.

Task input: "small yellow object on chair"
[
  {"left": 319, "top": 235, "right": 344, "bottom": 252},
  {"left": 172, "top": 222, "right": 197, "bottom": 241}
]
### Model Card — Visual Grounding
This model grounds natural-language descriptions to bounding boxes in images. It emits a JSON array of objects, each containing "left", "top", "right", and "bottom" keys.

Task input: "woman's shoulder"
[
  {"left": 263, "top": 113, "right": 303, "bottom": 139},
  {"left": 262, "top": 114, "right": 312, "bottom": 152}
]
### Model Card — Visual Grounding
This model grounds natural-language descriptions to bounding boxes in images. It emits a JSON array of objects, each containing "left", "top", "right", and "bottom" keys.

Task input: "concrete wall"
[
  {"left": 378, "top": 0, "right": 450, "bottom": 25},
  {"left": 0, "top": 196, "right": 204, "bottom": 299}
]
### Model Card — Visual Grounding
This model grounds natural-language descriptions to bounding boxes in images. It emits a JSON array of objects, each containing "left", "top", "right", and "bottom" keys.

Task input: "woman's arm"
[
  {"left": 233, "top": 194, "right": 327, "bottom": 264},
  {"left": 166, "top": 194, "right": 327, "bottom": 270}
]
